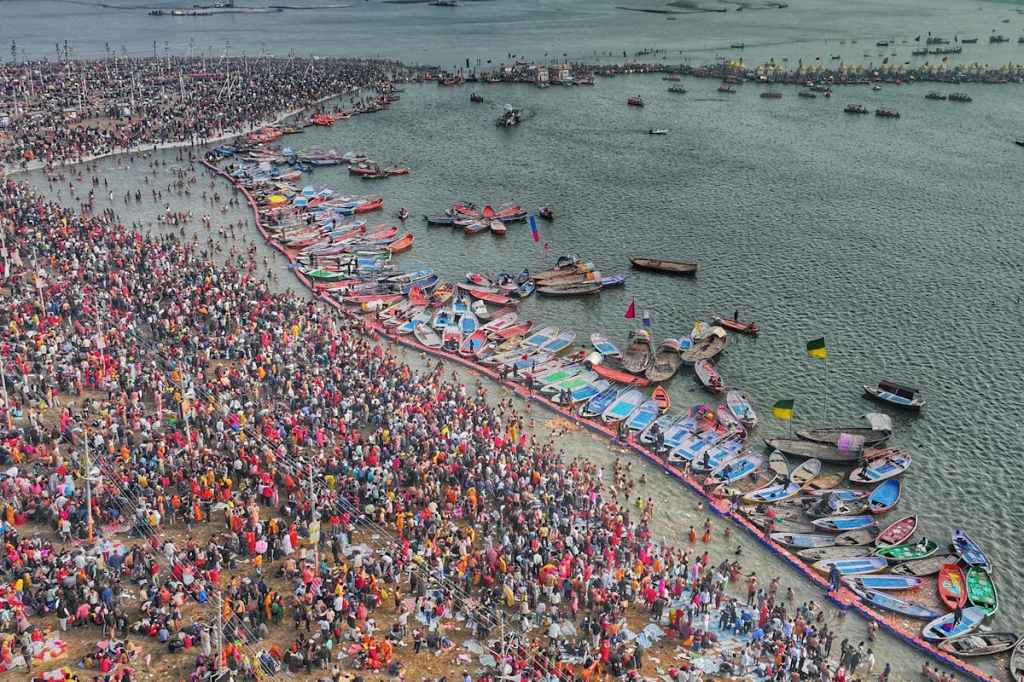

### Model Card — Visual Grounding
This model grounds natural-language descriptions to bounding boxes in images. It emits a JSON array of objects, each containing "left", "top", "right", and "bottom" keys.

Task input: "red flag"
[{"left": 624, "top": 298, "right": 636, "bottom": 320}]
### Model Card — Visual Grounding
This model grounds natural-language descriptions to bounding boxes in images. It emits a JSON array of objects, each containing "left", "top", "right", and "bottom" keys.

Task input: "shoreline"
[{"left": 199, "top": 157, "right": 1005, "bottom": 682}]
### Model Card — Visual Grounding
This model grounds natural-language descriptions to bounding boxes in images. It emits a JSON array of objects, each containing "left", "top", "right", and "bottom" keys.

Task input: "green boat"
[
  {"left": 874, "top": 537, "right": 938, "bottom": 562},
  {"left": 301, "top": 268, "right": 349, "bottom": 282},
  {"left": 966, "top": 566, "right": 998, "bottom": 615}
]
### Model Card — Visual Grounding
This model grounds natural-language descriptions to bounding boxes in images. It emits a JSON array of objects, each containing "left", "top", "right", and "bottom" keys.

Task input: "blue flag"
[{"left": 529, "top": 215, "right": 540, "bottom": 242}]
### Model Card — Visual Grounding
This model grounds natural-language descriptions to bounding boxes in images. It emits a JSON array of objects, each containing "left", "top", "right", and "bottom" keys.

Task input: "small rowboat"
[
  {"left": 812, "top": 556, "right": 888, "bottom": 576},
  {"left": 459, "top": 329, "right": 488, "bottom": 356},
  {"left": 845, "top": 574, "right": 924, "bottom": 591},
  {"left": 864, "top": 379, "right": 925, "bottom": 410},
  {"left": 849, "top": 451, "right": 912, "bottom": 483},
  {"left": 744, "top": 481, "right": 801, "bottom": 504},
  {"left": 712, "top": 316, "right": 759, "bottom": 336},
  {"left": 563, "top": 378, "right": 610, "bottom": 405},
  {"left": 812, "top": 515, "right": 875, "bottom": 533},
  {"left": 953, "top": 530, "right": 991, "bottom": 572},
  {"left": 590, "top": 333, "right": 622, "bottom": 358},
  {"left": 768, "top": 451, "right": 789, "bottom": 478},
  {"left": 835, "top": 528, "right": 880, "bottom": 546},
  {"left": 622, "top": 329, "right": 654, "bottom": 374},
  {"left": 1010, "top": 639, "right": 1024, "bottom": 681},
  {"left": 602, "top": 389, "right": 645, "bottom": 423},
  {"left": 966, "top": 567, "right": 998, "bottom": 615},
  {"left": 706, "top": 452, "right": 763, "bottom": 486},
  {"left": 874, "top": 538, "right": 938, "bottom": 562},
  {"left": 876, "top": 515, "right": 917, "bottom": 547},
  {"left": 867, "top": 479, "right": 901, "bottom": 514},
  {"left": 694, "top": 359, "right": 724, "bottom": 393},
  {"left": 466, "top": 272, "right": 494, "bottom": 287},
  {"left": 922, "top": 607, "right": 987, "bottom": 641},
  {"left": 790, "top": 458, "right": 821, "bottom": 487},
  {"left": 582, "top": 386, "right": 621, "bottom": 418},
  {"left": 536, "top": 282, "right": 602, "bottom": 296},
  {"left": 629, "top": 257, "right": 698, "bottom": 276},
  {"left": 938, "top": 562, "right": 968, "bottom": 610},
  {"left": 626, "top": 400, "right": 662, "bottom": 432},
  {"left": 523, "top": 326, "right": 559, "bottom": 348},
  {"left": 891, "top": 554, "right": 955, "bottom": 577},
  {"left": 489, "top": 219, "right": 506, "bottom": 235},
  {"left": 651, "top": 386, "right": 671, "bottom": 412},
  {"left": 764, "top": 437, "right": 860, "bottom": 464},
  {"left": 808, "top": 488, "right": 869, "bottom": 501},
  {"left": 938, "top": 632, "right": 1018, "bottom": 657},
  {"left": 726, "top": 390, "right": 758, "bottom": 429},
  {"left": 797, "top": 546, "right": 872, "bottom": 562},
  {"left": 852, "top": 588, "right": 942, "bottom": 620},
  {"left": 413, "top": 324, "right": 442, "bottom": 349},
  {"left": 646, "top": 339, "right": 683, "bottom": 382},
  {"left": 770, "top": 532, "right": 836, "bottom": 549},
  {"left": 796, "top": 427, "right": 890, "bottom": 447},
  {"left": 639, "top": 411, "right": 679, "bottom": 445}
]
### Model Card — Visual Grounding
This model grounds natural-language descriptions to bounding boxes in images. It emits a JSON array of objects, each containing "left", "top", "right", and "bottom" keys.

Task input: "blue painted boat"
[
  {"left": 540, "top": 330, "right": 577, "bottom": 354},
  {"left": 708, "top": 452, "right": 763, "bottom": 485},
  {"left": 543, "top": 370, "right": 598, "bottom": 398},
  {"left": 744, "top": 481, "right": 801, "bottom": 504},
  {"left": 661, "top": 409, "right": 709, "bottom": 451},
  {"left": 567, "top": 378, "right": 610, "bottom": 404},
  {"left": 812, "top": 515, "right": 877, "bottom": 533},
  {"left": 590, "top": 333, "right": 622, "bottom": 358},
  {"left": 452, "top": 297, "right": 469, "bottom": 316},
  {"left": 601, "top": 389, "right": 644, "bottom": 423},
  {"left": 583, "top": 386, "right": 621, "bottom": 418},
  {"left": 693, "top": 431, "right": 746, "bottom": 472},
  {"left": 852, "top": 588, "right": 942, "bottom": 620},
  {"left": 811, "top": 556, "right": 888, "bottom": 576},
  {"left": 922, "top": 607, "right": 987, "bottom": 641},
  {"left": 867, "top": 479, "right": 901, "bottom": 514},
  {"left": 600, "top": 274, "right": 627, "bottom": 288},
  {"left": 509, "top": 352, "right": 553, "bottom": 373},
  {"left": 432, "top": 309, "right": 453, "bottom": 330},
  {"left": 669, "top": 428, "right": 724, "bottom": 462},
  {"left": 845, "top": 574, "right": 923, "bottom": 591},
  {"left": 952, "top": 530, "right": 991, "bottom": 573},
  {"left": 522, "top": 326, "right": 559, "bottom": 348},
  {"left": 639, "top": 411, "right": 681, "bottom": 445},
  {"left": 849, "top": 451, "right": 912, "bottom": 483},
  {"left": 626, "top": 400, "right": 661, "bottom": 431},
  {"left": 516, "top": 281, "right": 536, "bottom": 298},
  {"left": 459, "top": 311, "right": 479, "bottom": 335}
]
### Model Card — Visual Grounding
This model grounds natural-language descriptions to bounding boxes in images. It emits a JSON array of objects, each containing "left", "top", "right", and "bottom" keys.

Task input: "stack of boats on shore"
[{"left": 225, "top": 154, "right": 1014, "bottom": 673}]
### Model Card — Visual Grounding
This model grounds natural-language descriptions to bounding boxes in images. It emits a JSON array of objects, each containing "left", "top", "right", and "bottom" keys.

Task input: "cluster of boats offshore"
[
  {"left": 213, "top": 128, "right": 1018, "bottom": 675},
  {"left": 424, "top": 201, "right": 528, "bottom": 236}
]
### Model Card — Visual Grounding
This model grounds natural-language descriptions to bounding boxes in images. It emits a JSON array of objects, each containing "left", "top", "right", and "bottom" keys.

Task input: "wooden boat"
[
  {"left": 481, "top": 312, "right": 518, "bottom": 335},
  {"left": 797, "top": 427, "right": 890, "bottom": 447},
  {"left": 845, "top": 574, "right": 924, "bottom": 591},
  {"left": 621, "top": 329, "right": 654, "bottom": 374},
  {"left": 811, "top": 556, "right": 887, "bottom": 576},
  {"left": 694, "top": 359, "right": 723, "bottom": 394},
  {"left": 678, "top": 328, "right": 727, "bottom": 365},
  {"left": 864, "top": 379, "right": 925, "bottom": 410},
  {"left": 726, "top": 391, "right": 758, "bottom": 429},
  {"left": 470, "top": 299, "right": 491, "bottom": 321},
  {"left": 877, "top": 515, "right": 917, "bottom": 547},
  {"left": 592, "top": 361, "right": 652, "bottom": 386},
  {"left": 966, "top": 567, "right": 998, "bottom": 615},
  {"left": 790, "top": 458, "right": 821, "bottom": 486},
  {"left": 891, "top": 554, "right": 955, "bottom": 577},
  {"left": 712, "top": 316, "right": 759, "bottom": 336},
  {"left": 768, "top": 451, "right": 789, "bottom": 478},
  {"left": 651, "top": 386, "right": 671, "bottom": 412},
  {"left": 875, "top": 538, "right": 937, "bottom": 562},
  {"left": 867, "top": 479, "right": 901, "bottom": 514},
  {"left": 953, "top": 530, "right": 991, "bottom": 572},
  {"left": 533, "top": 255, "right": 584, "bottom": 280},
  {"left": 763, "top": 437, "right": 860, "bottom": 464},
  {"left": 602, "top": 389, "right": 645, "bottom": 423},
  {"left": 852, "top": 588, "right": 942, "bottom": 620},
  {"left": 457, "top": 284, "right": 516, "bottom": 305},
  {"left": 629, "top": 257, "right": 697, "bottom": 276},
  {"left": 466, "top": 272, "right": 494, "bottom": 287},
  {"left": 922, "top": 607, "right": 987, "bottom": 641},
  {"left": 939, "top": 632, "right": 1017, "bottom": 657},
  {"left": 387, "top": 233, "right": 415, "bottom": 253},
  {"left": 590, "top": 333, "right": 622, "bottom": 358},
  {"left": 938, "top": 562, "right": 968, "bottom": 610},
  {"left": 835, "top": 528, "right": 880, "bottom": 546},
  {"left": 646, "top": 339, "right": 683, "bottom": 382},
  {"left": 489, "top": 219, "right": 506, "bottom": 235},
  {"left": 849, "top": 451, "right": 912, "bottom": 483},
  {"left": 797, "top": 546, "right": 871, "bottom": 562},
  {"left": 770, "top": 532, "right": 836, "bottom": 549},
  {"left": 812, "top": 515, "right": 875, "bottom": 533},
  {"left": 536, "top": 282, "right": 602, "bottom": 296},
  {"left": 744, "top": 481, "right": 801, "bottom": 504},
  {"left": 414, "top": 324, "right": 442, "bottom": 348},
  {"left": 1009, "top": 638, "right": 1024, "bottom": 681},
  {"left": 491, "top": 321, "right": 533, "bottom": 341},
  {"left": 808, "top": 488, "right": 868, "bottom": 501}
]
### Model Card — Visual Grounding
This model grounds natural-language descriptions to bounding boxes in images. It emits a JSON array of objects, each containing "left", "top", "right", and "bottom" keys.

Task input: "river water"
[{"left": 8, "top": 0, "right": 1024, "bottom": 677}]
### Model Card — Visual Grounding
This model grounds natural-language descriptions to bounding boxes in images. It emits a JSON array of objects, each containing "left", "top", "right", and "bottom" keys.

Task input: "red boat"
[
  {"left": 354, "top": 197, "right": 384, "bottom": 214},
  {"left": 713, "top": 317, "right": 760, "bottom": 336},
  {"left": 349, "top": 163, "right": 380, "bottom": 176},
  {"left": 491, "top": 321, "right": 533, "bottom": 340},
  {"left": 456, "top": 284, "right": 515, "bottom": 305},
  {"left": 937, "top": 563, "right": 968, "bottom": 610},
  {"left": 652, "top": 386, "right": 671, "bottom": 412},
  {"left": 386, "top": 233, "right": 414, "bottom": 254},
  {"left": 593, "top": 362, "right": 652, "bottom": 387},
  {"left": 452, "top": 202, "right": 480, "bottom": 217},
  {"left": 408, "top": 286, "right": 429, "bottom": 307},
  {"left": 876, "top": 515, "right": 917, "bottom": 546},
  {"left": 627, "top": 96, "right": 644, "bottom": 107},
  {"left": 481, "top": 204, "right": 496, "bottom": 219}
]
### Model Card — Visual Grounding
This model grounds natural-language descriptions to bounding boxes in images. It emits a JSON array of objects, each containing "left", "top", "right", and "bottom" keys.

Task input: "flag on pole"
[
  {"left": 624, "top": 298, "right": 636, "bottom": 320},
  {"left": 772, "top": 399, "right": 795, "bottom": 421},
  {"left": 806, "top": 337, "right": 828, "bottom": 359},
  {"left": 642, "top": 311, "right": 651, "bottom": 328},
  {"left": 529, "top": 215, "right": 540, "bottom": 242}
]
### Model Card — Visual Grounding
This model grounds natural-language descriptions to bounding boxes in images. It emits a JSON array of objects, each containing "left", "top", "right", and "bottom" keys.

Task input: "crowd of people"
[
  {"left": 0, "top": 153, "right": 913, "bottom": 682},
  {"left": 0, "top": 56, "right": 414, "bottom": 171}
]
